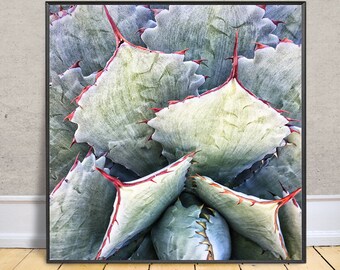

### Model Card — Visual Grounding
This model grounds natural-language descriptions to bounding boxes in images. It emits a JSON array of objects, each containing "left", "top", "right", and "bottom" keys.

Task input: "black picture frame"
[{"left": 46, "top": 1, "right": 307, "bottom": 264}]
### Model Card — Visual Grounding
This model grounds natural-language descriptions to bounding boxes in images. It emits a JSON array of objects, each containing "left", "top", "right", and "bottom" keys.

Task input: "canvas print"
[{"left": 48, "top": 3, "right": 305, "bottom": 262}]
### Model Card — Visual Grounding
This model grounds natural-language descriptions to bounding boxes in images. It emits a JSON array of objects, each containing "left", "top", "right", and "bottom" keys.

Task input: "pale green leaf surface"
[
  {"left": 265, "top": 5, "right": 302, "bottom": 44},
  {"left": 238, "top": 42, "right": 302, "bottom": 121},
  {"left": 49, "top": 68, "right": 95, "bottom": 191},
  {"left": 142, "top": 5, "right": 278, "bottom": 90},
  {"left": 148, "top": 78, "right": 290, "bottom": 184},
  {"left": 234, "top": 128, "right": 302, "bottom": 204},
  {"left": 230, "top": 229, "right": 278, "bottom": 260},
  {"left": 49, "top": 154, "right": 115, "bottom": 260},
  {"left": 277, "top": 192, "right": 302, "bottom": 260},
  {"left": 50, "top": 5, "right": 156, "bottom": 75},
  {"left": 151, "top": 198, "right": 231, "bottom": 260},
  {"left": 72, "top": 43, "right": 204, "bottom": 176},
  {"left": 96, "top": 154, "right": 192, "bottom": 259},
  {"left": 193, "top": 175, "right": 294, "bottom": 259}
]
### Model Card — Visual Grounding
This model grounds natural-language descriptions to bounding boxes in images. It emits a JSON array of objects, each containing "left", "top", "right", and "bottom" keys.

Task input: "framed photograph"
[{"left": 47, "top": 2, "right": 306, "bottom": 263}]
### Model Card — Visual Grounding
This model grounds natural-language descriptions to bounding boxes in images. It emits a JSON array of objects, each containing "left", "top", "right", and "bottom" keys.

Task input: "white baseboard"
[{"left": 0, "top": 195, "right": 339, "bottom": 248}]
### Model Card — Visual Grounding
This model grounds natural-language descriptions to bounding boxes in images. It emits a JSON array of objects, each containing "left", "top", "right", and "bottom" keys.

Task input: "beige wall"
[{"left": 0, "top": 0, "right": 339, "bottom": 195}]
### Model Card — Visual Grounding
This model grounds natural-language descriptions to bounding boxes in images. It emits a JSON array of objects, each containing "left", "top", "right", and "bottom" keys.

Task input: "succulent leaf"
[
  {"left": 238, "top": 42, "right": 302, "bottom": 121},
  {"left": 265, "top": 5, "right": 302, "bottom": 44},
  {"left": 235, "top": 127, "right": 302, "bottom": 204},
  {"left": 95, "top": 153, "right": 193, "bottom": 260},
  {"left": 276, "top": 191, "right": 302, "bottom": 260},
  {"left": 50, "top": 5, "right": 156, "bottom": 75},
  {"left": 148, "top": 34, "right": 290, "bottom": 183},
  {"left": 151, "top": 195, "right": 231, "bottom": 260},
  {"left": 50, "top": 153, "right": 115, "bottom": 260},
  {"left": 70, "top": 7, "right": 204, "bottom": 176},
  {"left": 129, "top": 234, "right": 158, "bottom": 260},
  {"left": 142, "top": 5, "right": 278, "bottom": 91},
  {"left": 49, "top": 68, "right": 95, "bottom": 191},
  {"left": 230, "top": 229, "right": 278, "bottom": 260},
  {"left": 193, "top": 175, "right": 301, "bottom": 259}
]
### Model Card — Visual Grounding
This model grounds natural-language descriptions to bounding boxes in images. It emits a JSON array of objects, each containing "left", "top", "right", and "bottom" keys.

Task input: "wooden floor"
[{"left": 0, "top": 247, "right": 339, "bottom": 270}]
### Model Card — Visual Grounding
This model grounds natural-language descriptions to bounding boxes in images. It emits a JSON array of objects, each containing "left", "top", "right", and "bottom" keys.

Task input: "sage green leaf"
[
  {"left": 148, "top": 78, "right": 290, "bottom": 184},
  {"left": 50, "top": 153, "right": 115, "bottom": 260},
  {"left": 235, "top": 127, "right": 302, "bottom": 204},
  {"left": 276, "top": 191, "right": 302, "bottom": 260},
  {"left": 129, "top": 234, "right": 158, "bottom": 260},
  {"left": 265, "top": 5, "right": 302, "bottom": 44},
  {"left": 71, "top": 34, "right": 204, "bottom": 176},
  {"left": 238, "top": 42, "right": 302, "bottom": 121},
  {"left": 193, "top": 175, "right": 301, "bottom": 259},
  {"left": 49, "top": 68, "right": 95, "bottom": 191},
  {"left": 230, "top": 229, "right": 278, "bottom": 260},
  {"left": 50, "top": 5, "right": 155, "bottom": 75},
  {"left": 151, "top": 196, "right": 231, "bottom": 260},
  {"left": 142, "top": 5, "right": 278, "bottom": 90},
  {"left": 95, "top": 154, "right": 193, "bottom": 260}
]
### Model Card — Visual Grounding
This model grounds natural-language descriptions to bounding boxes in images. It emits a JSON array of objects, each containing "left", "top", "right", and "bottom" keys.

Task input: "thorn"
[
  {"left": 199, "top": 240, "right": 210, "bottom": 246},
  {"left": 255, "top": 42, "right": 268, "bottom": 50},
  {"left": 85, "top": 146, "right": 93, "bottom": 157},
  {"left": 64, "top": 110, "right": 76, "bottom": 121},
  {"left": 196, "top": 221, "right": 207, "bottom": 229},
  {"left": 136, "top": 28, "right": 146, "bottom": 36},
  {"left": 151, "top": 8, "right": 163, "bottom": 16},
  {"left": 147, "top": 134, "right": 153, "bottom": 141},
  {"left": 280, "top": 38, "right": 293, "bottom": 44},
  {"left": 70, "top": 137, "right": 77, "bottom": 148},
  {"left": 289, "top": 127, "right": 301, "bottom": 134},
  {"left": 278, "top": 181, "right": 288, "bottom": 193},
  {"left": 184, "top": 95, "right": 196, "bottom": 100},
  {"left": 103, "top": 5, "right": 126, "bottom": 46},
  {"left": 96, "top": 167, "right": 124, "bottom": 188},
  {"left": 286, "top": 117, "right": 300, "bottom": 123},
  {"left": 70, "top": 153, "right": 80, "bottom": 171},
  {"left": 168, "top": 100, "right": 180, "bottom": 105},
  {"left": 69, "top": 60, "right": 81, "bottom": 69},
  {"left": 275, "top": 108, "right": 290, "bottom": 114},
  {"left": 193, "top": 59, "right": 207, "bottom": 65},
  {"left": 278, "top": 188, "right": 302, "bottom": 206},
  {"left": 195, "top": 231, "right": 207, "bottom": 237},
  {"left": 150, "top": 107, "right": 162, "bottom": 113},
  {"left": 137, "top": 119, "right": 149, "bottom": 124},
  {"left": 228, "top": 31, "right": 239, "bottom": 80},
  {"left": 174, "top": 48, "right": 189, "bottom": 55},
  {"left": 272, "top": 20, "right": 285, "bottom": 26},
  {"left": 257, "top": 5, "right": 267, "bottom": 10},
  {"left": 204, "top": 75, "right": 210, "bottom": 80},
  {"left": 273, "top": 151, "right": 279, "bottom": 158}
]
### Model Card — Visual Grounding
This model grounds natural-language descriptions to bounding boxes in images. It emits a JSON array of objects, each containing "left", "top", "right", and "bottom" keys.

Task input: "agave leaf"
[
  {"left": 193, "top": 175, "right": 301, "bottom": 259},
  {"left": 230, "top": 229, "right": 278, "bottom": 260},
  {"left": 94, "top": 153, "right": 193, "bottom": 260},
  {"left": 151, "top": 194, "right": 231, "bottom": 260},
  {"left": 106, "top": 232, "right": 147, "bottom": 260},
  {"left": 276, "top": 191, "right": 302, "bottom": 260},
  {"left": 142, "top": 5, "right": 278, "bottom": 91},
  {"left": 49, "top": 68, "right": 96, "bottom": 191},
  {"left": 265, "top": 5, "right": 302, "bottom": 44},
  {"left": 50, "top": 5, "right": 156, "bottom": 75},
  {"left": 238, "top": 42, "right": 302, "bottom": 121},
  {"left": 148, "top": 33, "right": 290, "bottom": 184},
  {"left": 49, "top": 153, "right": 115, "bottom": 260},
  {"left": 234, "top": 127, "right": 302, "bottom": 204},
  {"left": 70, "top": 7, "right": 204, "bottom": 176},
  {"left": 129, "top": 234, "right": 158, "bottom": 260}
]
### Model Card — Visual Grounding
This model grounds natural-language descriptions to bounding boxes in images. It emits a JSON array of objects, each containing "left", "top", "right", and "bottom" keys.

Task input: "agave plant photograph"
[{"left": 47, "top": 2, "right": 306, "bottom": 263}]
